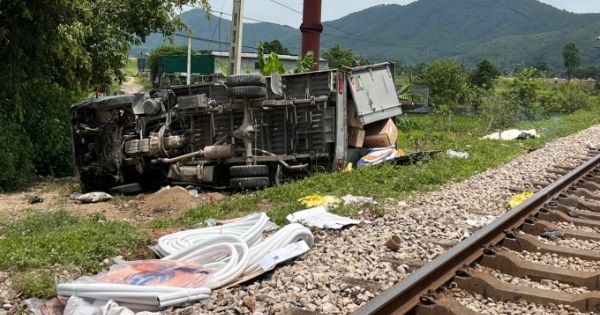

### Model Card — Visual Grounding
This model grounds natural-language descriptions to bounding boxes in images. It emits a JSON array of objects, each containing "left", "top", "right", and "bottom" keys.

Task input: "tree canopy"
[
  {"left": 260, "top": 40, "right": 290, "bottom": 55},
  {"left": 470, "top": 59, "right": 500, "bottom": 90},
  {"left": 322, "top": 45, "right": 370, "bottom": 69},
  {"left": 0, "top": 0, "right": 211, "bottom": 113},
  {"left": 562, "top": 43, "right": 581, "bottom": 81}
]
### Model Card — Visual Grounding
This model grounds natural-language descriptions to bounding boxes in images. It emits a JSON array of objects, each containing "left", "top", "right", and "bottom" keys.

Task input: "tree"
[
  {"left": 413, "top": 59, "right": 469, "bottom": 105},
  {"left": 563, "top": 43, "right": 581, "bottom": 82},
  {"left": 501, "top": 67, "right": 544, "bottom": 120},
  {"left": 413, "top": 59, "right": 470, "bottom": 131},
  {"left": 260, "top": 40, "right": 290, "bottom": 55},
  {"left": 0, "top": 0, "right": 211, "bottom": 114},
  {"left": 532, "top": 61, "right": 551, "bottom": 77},
  {"left": 470, "top": 59, "right": 500, "bottom": 90},
  {"left": 322, "top": 45, "right": 370, "bottom": 69}
]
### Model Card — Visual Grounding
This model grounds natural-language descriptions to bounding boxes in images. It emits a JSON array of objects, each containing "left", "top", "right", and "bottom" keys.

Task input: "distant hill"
[{"left": 131, "top": 0, "right": 600, "bottom": 69}]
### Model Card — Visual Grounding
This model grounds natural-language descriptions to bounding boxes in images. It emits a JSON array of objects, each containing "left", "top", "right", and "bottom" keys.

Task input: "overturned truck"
[{"left": 70, "top": 62, "right": 403, "bottom": 194}]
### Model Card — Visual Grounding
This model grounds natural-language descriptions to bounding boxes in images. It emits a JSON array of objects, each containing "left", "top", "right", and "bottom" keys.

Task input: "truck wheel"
[
  {"left": 226, "top": 74, "right": 266, "bottom": 87},
  {"left": 110, "top": 183, "right": 144, "bottom": 195},
  {"left": 228, "top": 86, "right": 267, "bottom": 99},
  {"left": 230, "top": 165, "right": 269, "bottom": 177},
  {"left": 230, "top": 177, "right": 270, "bottom": 189}
]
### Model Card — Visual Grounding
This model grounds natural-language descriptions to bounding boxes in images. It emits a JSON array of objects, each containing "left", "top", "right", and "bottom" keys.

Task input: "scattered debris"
[
  {"left": 27, "top": 196, "right": 44, "bottom": 204},
  {"left": 385, "top": 235, "right": 401, "bottom": 251},
  {"left": 75, "top": 192, "right": 113, "bottom": 204},
  {"left": 586, "top": 140, "right": 600, "bottom": 150},
  {"left": 466, "top": 215, "right": 499, "bottom": 228},
  {"left": 446, "top": 149, "right": 469, "bottom": 159},
  {"left": 481, "top": 129, "right": 538, "bottom": 141},
  {"left": 298, "top": 195, "right": 341, "bottom": 208},
  {"left": 569, "top": 211, "right": 588, "bottom": 219},
  {"left": 243, "top": 296, "right": 256, "bottom": 312},
  {"left": 398, "top": 201, "right": 408, "bottom": 207},
  {"left": 69, "top": 193, "right": 83, "bottom": 200},
  {"left": 52, "top": 213, "right": 314, "bottom": 312},
  {"left": 509, "top": 191, "right": 535, "bottom": 208},
  {"left": 387, "top": 150, "right": 442, "bottom": 166},
  {"left": 287, "top": 206, "right": 371, "bottom": 229},
  {"left": 541, "top": 228, "right": 565, "bottom": 241},
  {"left": 341, "top": 195, "right": 377, "bottom": 206},
  {"left": 357, "top": 146, "right": 398, "bottom": 167}
]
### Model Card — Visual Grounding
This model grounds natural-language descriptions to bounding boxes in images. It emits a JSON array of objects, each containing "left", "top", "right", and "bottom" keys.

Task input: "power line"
[
  {"left": 505, "top": 0, "right": 591, "bottom": 38},
  {"left": 264, "top": 1, "right": 523, "bottom": 57},
  {"left": 269, "top": 0, "right": 302, "bottom": 14}
]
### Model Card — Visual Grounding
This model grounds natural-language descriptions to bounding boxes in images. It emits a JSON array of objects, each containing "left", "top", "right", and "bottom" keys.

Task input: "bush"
[
  {"left": 0, "top": 81, "right": 79, "bottom": 191},
  {"left": 0, "top": 115, "right": 34, "bottom": 191},
  {"left": 500, "top": 67, "right": 544, "bottom": 121},
  {"left": 479, "top": 96, "right": 521, "bottom": 133},
  {"left": 542, "top": 83, "right": 595, "bottom": 115}
]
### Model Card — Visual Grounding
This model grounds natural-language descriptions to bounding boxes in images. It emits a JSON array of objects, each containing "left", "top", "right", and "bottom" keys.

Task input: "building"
[{"left": 209, "top": 51, "right": 329, "bottom": 75}]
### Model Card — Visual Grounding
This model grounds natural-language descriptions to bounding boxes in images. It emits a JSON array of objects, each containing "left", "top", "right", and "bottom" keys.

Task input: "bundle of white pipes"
[{"left": 56, "top": 213, "right": 314, "bottom": 311}]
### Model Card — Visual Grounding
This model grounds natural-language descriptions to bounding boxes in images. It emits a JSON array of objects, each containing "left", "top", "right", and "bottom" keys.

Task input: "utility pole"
[
  {"left": 187, "top": 33, "right": 192, "bottom": 85},
  {"left": 228, "top": 0, "right": 244, "bottom": 75}
]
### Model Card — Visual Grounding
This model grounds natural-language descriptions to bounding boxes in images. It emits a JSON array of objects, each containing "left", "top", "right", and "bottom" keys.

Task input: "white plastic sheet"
[
  {"left": 466, "top": 215, "right": 498, "bottom": 228},
  {"left": 64, "top": 297, "right": 160, "bottom": 315},
  {"left": 480, "top": 129, "right": 537, "bottom": 141},
  {"left": 75, "top": 192, "right": 113, "bottom": 203},
  {"left": 287, "top": 206, "right": 370, "bottom": 229}
]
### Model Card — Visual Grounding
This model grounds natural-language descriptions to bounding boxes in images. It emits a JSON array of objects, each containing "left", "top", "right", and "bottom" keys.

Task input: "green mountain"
[{"left": 131, "top": 0, "right": 600, "bottom": 69}]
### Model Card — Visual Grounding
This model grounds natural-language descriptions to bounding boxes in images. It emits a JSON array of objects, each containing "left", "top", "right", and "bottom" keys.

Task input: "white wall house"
[{"left": 209, "top": 51, "right": 329, "bottom": 75}]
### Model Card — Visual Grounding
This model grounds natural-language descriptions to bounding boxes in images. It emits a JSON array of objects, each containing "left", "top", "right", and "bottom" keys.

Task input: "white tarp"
[
  {"left": 286, "top": 206, "right": 370, "bottom": 229},
  {"left": 481, "top": 129, "right": 538, "bottom": 141}
]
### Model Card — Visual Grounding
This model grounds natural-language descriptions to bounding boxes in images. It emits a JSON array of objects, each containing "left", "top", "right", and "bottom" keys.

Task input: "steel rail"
[{"left": 352, "top": 153, "right": 600, "bottom": 315}]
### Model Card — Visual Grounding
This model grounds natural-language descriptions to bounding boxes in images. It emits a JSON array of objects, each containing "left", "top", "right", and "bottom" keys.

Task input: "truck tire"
[
  {"left": 230, "top": 177, "right": 270, "bottom": 189},
  {"left": 110, "top": 183, "right": 144, "bottom": 195},
  {"left": 228, "top": 86, "right": 267, "bottom": 99},
  {"left": 226, "top": 74, "right": 266, "bottom": 87},
  {"left": 229, "top": 165, "right": 269, "bottom": 177}
]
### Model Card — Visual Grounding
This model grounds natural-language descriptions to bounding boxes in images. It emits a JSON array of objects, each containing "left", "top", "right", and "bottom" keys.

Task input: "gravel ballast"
[{"left": 164, "top": 127, "right": 600, "bottom": 315}]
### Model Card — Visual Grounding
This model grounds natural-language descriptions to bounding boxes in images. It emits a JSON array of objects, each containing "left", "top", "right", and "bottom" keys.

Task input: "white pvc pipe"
[{"left": 56, "top": 212, "right": 315, "bottom": 311}]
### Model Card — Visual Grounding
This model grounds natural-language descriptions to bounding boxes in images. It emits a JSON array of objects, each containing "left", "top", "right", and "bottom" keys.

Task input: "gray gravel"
[
  {"left": 513, "top": 249, "right": 600, "bottom": 272},
  {"left": 454, "top": 290, "right": 593, "bottom": 315},
  {"left": 552, "top": 221, "right": 600, "bottom": 234},
  {"left": 537, "top": 235, "right": 600, "bottom": 251}
]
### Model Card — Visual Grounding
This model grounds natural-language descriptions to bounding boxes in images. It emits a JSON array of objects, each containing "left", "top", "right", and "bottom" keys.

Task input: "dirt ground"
[
  {"left": 0, "top": 178, "right": 227, "bottom": 223},
  {"left": 120, "top": 76, "right": 143, "bottom": 95}
]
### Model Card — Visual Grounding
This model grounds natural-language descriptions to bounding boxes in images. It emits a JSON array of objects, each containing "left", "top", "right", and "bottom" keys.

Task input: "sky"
[{"left": 192, "top": 0, "right": 600, "bottom": 27}]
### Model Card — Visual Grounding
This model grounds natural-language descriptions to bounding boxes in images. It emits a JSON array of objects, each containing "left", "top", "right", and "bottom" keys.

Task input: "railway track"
[{"left": 352, "top": 149, "right": 600, "bottom": 315}]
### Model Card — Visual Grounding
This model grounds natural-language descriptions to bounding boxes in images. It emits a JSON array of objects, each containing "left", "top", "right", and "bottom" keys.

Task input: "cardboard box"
[
  {"left": 348, "top": 127, "right": 365, "bottom": 148},
  {"left": 363, "top": 118, "right": 398, "bottom": 148},
  {"left": 347, "top": 99, "right": 363, "bottom": 129}
]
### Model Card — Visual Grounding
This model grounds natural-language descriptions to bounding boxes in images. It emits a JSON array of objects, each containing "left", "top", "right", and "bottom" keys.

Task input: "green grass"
[
  {"left": 0, "top": 210, "right": 148, "bottom": 298},
  {"left": 124, "top": 58, "right": 138, "bottom": 77}
]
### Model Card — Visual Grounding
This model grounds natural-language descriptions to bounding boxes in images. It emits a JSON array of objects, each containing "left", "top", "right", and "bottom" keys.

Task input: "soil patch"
[{"left": 0, "top": 179, "right": 228, "bottom": 223}]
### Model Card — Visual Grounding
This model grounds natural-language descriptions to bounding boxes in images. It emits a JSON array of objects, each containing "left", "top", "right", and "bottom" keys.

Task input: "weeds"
[{"left": 0, "top": 210, "right": 148, "bottom": 298}]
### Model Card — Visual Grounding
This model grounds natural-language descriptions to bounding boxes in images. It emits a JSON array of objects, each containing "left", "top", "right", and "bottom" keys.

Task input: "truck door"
[{"left": 346, "top": 63, "right": 402, "bottom": 126}]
